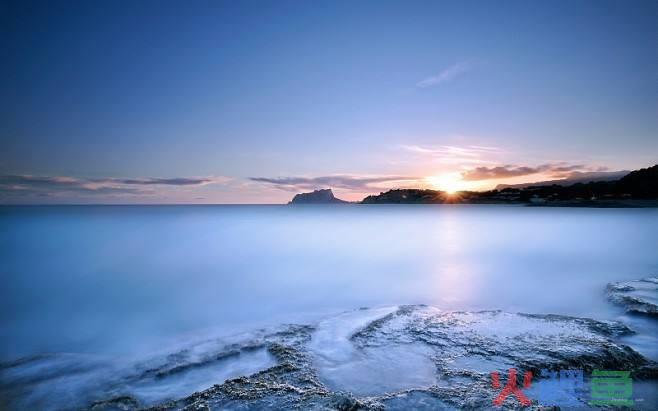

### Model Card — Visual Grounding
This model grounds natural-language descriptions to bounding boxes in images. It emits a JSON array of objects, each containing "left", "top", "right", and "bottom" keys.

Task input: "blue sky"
[{"left": 1, "top": 0, "right": 656, "bottom": 203}]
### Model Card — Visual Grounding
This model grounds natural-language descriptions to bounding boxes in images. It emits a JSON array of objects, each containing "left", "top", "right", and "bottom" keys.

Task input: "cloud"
[
  {"left": 0, "top": 175, "right": 230, "bottom": 198},
  {"left": 399, "top": 144, "right": 501, "bottom": 165},
  {"left": 461, "top": 164, "right": 587, "bottom": 181},
  {"left": 94, "top": 177, "right": 221, "bottom": 186},
  {"left": 400, "top": 144, "right": 500, "bottom": 157},
  {"left": 250, "top": 175, "right": 422, "bottom": 192},
  {"left": 417, "top": 62, "right": 472, "bottom": 88}
]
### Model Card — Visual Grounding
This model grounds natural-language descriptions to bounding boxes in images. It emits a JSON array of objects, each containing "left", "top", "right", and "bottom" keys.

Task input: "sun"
[{"left": 425, "top": 172, "right": 468, "bottom": 194}]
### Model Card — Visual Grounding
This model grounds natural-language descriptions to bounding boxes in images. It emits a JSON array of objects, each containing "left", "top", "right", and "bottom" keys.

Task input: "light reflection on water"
[{"left": 432, "top": 208, "right": 477, "bottom": 305}]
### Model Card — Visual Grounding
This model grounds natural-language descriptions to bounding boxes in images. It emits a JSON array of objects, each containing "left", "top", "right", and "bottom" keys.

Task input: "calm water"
[
  {"left": 1, "top": 205, "right": 657, "bottom": 406},
  {"left": 2, "top": 204, "right": 657, "bottom": 360}
]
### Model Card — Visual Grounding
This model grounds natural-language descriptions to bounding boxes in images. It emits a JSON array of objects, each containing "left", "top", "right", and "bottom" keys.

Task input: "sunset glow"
[{"left": 426, "top": 173, "right": 473, "bottom": 194}]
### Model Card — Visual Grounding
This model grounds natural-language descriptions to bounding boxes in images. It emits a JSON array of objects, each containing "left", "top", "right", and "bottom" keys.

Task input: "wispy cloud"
[
  {"left": 400, "top": 144, "right": 500, "bottom": 157},
  {"left": 250, "top": 175, "right": 422, "bottom": 192},
  {"left": 0, "top": 175, "right": 230, "bottom": 198},
  {"left": 399, "top": 144, "right": 501, "bottom": 165},
  {"left": 460, "top": 163, "right": 589, "bottom": 181},
  {"left": 99, "top": 177, "right": 220, "bottom": 186},
  {"left": 417, "top": 62, "right": 473, "bottom": 88}
]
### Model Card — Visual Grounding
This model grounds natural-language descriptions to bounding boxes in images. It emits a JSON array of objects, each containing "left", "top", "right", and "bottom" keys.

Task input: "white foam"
[
  {"left": 128, "top": 347, "right": 275, "bottom": 405},
  {"left": 309, "top": 306, "right": 438, "bottom": 395},
  {"left": 1, "top": 336, "right": 277, "bottom": 409},
  {"left": 309, "top": 306, "right": 398, "bottom": 362}
]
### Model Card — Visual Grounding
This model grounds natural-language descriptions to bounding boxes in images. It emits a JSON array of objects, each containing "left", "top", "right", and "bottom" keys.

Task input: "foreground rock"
[
  {"left": 3, "top": 306, "right": 656, "bottom": 410},
  {"left": 145, "top": 307, "right": 655, "bottom": 409},
  {"left": 607, "top": 277, "right": 658, "bottom": 317}
]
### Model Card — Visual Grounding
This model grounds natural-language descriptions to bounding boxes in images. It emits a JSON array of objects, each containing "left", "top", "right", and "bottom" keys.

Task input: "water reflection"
[{"left": 431, "top": 207, "right": 477, "bottom": 306}]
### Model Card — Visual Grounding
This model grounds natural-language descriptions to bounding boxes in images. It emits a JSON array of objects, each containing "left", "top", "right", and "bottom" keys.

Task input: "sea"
[{"left": 1, "top": 205, "right": 657, "bottom": 409}]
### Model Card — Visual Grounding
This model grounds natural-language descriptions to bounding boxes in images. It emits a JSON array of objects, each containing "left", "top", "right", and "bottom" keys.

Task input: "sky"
[{"left": 1, "top": 0, "right": 657, "bottom": 203}]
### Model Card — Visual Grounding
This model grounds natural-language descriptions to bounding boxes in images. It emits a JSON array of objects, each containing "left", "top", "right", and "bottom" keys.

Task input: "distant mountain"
[
  {"left": 362, "top": 189, "right": 446, "bottom": 204},
  {"left": 289, "top": 189, "right": 347, "bottom": 204},
  {"left": 495, "top": 170, "right": 629, "bottom": 190},
  {"left": 617, "top": 165, "right": 658, "bottom": 198}
]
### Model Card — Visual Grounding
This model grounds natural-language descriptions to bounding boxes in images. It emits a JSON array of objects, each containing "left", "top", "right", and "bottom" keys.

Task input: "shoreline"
[{"left": 3, "top": 200, "right": 658, "bottom": 208}]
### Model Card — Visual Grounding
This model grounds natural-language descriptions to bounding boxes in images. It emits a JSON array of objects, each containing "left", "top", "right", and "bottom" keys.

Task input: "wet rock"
[
  {"left": 141, "top": 306, "right": 656, "bottom": 410},
  {"left": 348, "top": 306, "right": 656, "bottom": 408},
  {"left": 382, "top": 390, "right": 456, "bottom": 410},
  {"left": 146, "top": 327, "right": 347, "bottom": 410},
  {"left": 607, "top": 277, "right": 658, "bottom": 317},
  {"left": 6, "top": 306, "right": 654, "bottom": 410},
  {"left": 89, "top": 395, "right": 140, "bottom": 410}
]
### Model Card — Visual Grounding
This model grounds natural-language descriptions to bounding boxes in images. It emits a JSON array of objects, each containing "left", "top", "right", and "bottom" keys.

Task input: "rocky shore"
[
  {"left": 2, "top": 280, "right": 657, "bottom": 410},
  {"left": 607, "top": 277, "right": 658, "bottom": 317},
  {"left": 96, "top": 305, "right": 656, "bottom": 410}
]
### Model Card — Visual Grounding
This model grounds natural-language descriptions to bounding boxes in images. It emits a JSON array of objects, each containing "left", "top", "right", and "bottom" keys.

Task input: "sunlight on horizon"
[{"left": 425, "top": 173, "right": 479, "bottom": 193}]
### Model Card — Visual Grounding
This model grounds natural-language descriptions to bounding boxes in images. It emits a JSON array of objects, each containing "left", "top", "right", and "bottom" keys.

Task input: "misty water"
[{"left": 1, "top": 205, "right": 657, "bottom": 408}]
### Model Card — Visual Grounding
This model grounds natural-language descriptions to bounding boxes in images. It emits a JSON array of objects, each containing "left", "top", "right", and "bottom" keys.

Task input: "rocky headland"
[{"left": 289, "top": 189, "right": 348, "bottom": 204}]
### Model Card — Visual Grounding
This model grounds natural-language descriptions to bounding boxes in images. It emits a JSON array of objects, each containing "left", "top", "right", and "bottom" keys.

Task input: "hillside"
[{"left": 289, "top": 189, "right": 348, "bottom": 204}]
